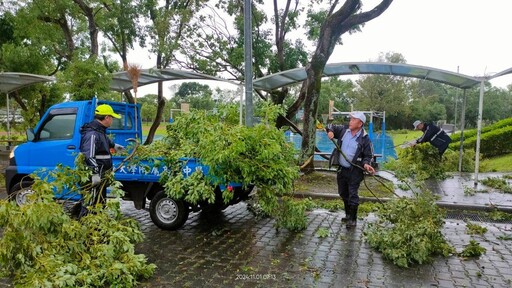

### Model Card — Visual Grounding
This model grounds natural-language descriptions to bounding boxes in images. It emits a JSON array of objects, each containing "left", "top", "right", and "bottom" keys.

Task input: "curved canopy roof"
[
  {"left": 0, "top": 72, "right": 55, "bottom": 94},
  {"left": 110, "top": 68, "right": 238, "bottom": 92},
  {"left": 253, "top": 62, "right": 482, "bottom": 91}
]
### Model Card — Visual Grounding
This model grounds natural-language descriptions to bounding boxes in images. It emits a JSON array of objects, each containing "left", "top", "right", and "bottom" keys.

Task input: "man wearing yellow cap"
[{"left": 78, "top": 104, "right": 124, "bottom": 216}]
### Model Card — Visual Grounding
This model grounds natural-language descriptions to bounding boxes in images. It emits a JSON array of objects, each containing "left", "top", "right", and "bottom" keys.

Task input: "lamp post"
[{"left": 244, "top": 0, "right": 253, "bottom": 127}]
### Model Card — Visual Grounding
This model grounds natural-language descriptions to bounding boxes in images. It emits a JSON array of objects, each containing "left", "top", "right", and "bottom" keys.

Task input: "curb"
[{"left": 294, "top": 192, "right": 512, "bottom": 213}]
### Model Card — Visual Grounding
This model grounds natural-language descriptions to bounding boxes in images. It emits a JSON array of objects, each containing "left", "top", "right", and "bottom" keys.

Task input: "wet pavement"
[
  {"left": 128, "top": 201, "right": 512, "bottom": 287},
  {"left": 297, "top": 170, "right": 512, "bottom": 212},
  {"left": 2, "top": 171, "right": 512, "bottom": 287}
]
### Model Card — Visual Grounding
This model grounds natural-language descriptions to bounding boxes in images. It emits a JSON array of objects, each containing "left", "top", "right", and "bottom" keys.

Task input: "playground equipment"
[
  {"left": 169, "top": 103, "right": 190, "bottom": 123},
  {"left": 327, "top": 101, "right": 396, "bottom": 162}
]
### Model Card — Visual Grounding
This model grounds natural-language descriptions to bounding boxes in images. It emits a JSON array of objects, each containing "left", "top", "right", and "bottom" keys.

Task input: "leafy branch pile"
[
  {"left": 364, "top": 191, "right": 455, "bottom": 268},
  {"left": 480, "top": 177, "right": 512, "bottom": 193},
  {"left": 384, "top": 144, "right": 475, "bottom": 180},
  {"left": 135, "top": 104, "right": 304, "bottom": 231},
  {"left": 0, "top": 158, "right": 155, "bottom": 287},
  {"left": 459, "top": 240, "right": 486, "bottom": 258}
]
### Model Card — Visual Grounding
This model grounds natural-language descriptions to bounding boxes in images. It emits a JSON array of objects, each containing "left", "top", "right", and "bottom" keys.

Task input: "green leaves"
[
  {"left": 465, "top": 222, "right": 488, "bottom": 235},
  {"left": 139, "top": 104, "right": 303, "bottom": 231},
  {"left": 0, "top": 157, "right": 155, "bottom": 287},
  {"left": 459, "top": 240, "right": 486, "bottom": 258},
  {"left": 364, "top": 191, "right": 455, "bottom": 268}
]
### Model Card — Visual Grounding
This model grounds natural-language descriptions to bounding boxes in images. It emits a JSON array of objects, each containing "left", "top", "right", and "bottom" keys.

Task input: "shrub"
[
  {"left": 450, "top": 123, "right": 512, "bottom": 157},
  {"left": 450, "top": 117, "right": 512, "bottom": 143}
]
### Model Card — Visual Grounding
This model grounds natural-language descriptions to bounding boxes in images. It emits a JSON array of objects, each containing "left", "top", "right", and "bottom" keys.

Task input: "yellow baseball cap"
[{"left": 95, "top": 104, "right": 121, "bottom": 119}]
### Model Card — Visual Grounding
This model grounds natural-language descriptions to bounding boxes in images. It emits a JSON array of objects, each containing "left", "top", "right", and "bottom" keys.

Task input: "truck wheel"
[
  {"left": 149, "top": 190, "right": 189, "bottom": 230},
  {"left": 10, "top": 181, "right": 35, "bottom": 206}
]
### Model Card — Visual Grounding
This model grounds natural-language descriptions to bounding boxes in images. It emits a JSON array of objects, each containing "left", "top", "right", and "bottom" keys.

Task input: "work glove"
[
  {"left": 91, "top": 174, "right": 101, "bottom": 187},
  {"left": 114, "top": 144, "right": 125, "bottom": 152}
]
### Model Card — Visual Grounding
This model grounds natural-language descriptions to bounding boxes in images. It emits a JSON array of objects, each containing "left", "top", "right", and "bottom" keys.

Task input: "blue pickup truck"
[{"left": 4, "top": 98, "right": 252, "bottom": 230}]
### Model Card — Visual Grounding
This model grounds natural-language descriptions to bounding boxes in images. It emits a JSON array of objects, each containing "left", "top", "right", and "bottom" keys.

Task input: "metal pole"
[
  {"left": 458, "top": 89, "right": 467, "bottom": 172},
  {"left": 381, "top": 111, "right": 386, "bottom": 159},
  {"left": 244, "top": 0, "right": 253, "bottom": 127},
  {"left": 6, "top": 93, "right": 10, "bottom": 141},
  {"left": 240, "top": 85, "right": 243, "bottom": 125},
  {"left": 454, "top": 66, "right": 459, "bottom": 128},
  {"left": 474, "top": 80, "right": 485, "bottom": 186}
]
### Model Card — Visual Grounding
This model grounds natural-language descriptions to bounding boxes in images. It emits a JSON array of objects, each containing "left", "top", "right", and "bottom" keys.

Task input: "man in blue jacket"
[
  {"left": 412, "top": 120, "right": 451, "bottom": 156},
  {"left": 78, "top": 104, "right": 124, "bottom": 216},
  {"left": 326, "top": 112, "right": 375, "bottom": 229}
]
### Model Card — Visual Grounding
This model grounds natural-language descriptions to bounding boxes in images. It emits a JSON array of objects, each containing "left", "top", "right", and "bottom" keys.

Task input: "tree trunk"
[
  {"left": 300, "top": 59, "right": 326, "bottom": 173},
  {"left": 298, "top": 0, "right": 393, "bottom": 174},
  {"left": 144, "top": 81, "right": 165, "bottom": 145},
  {"left": 73, "top": 0, "right": 99, "bottom": 56},
  {"left": 144, "top": 52, "right": 165, "bottom": 145}
]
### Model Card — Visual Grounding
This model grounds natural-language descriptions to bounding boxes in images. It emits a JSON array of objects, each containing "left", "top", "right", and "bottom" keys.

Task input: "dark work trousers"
[
  {"left": 336, "top": 166, "right": 364, "bottom": 206},
  {"left": 78, "top": 180, "right": 108, "bottom": 218}
]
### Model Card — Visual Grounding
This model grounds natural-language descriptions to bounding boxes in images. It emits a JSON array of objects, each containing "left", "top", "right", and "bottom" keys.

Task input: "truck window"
[
  {"left": 39, "top": 114, "right": 77, "bottom": 140},
  {"left": 110, "top": 113, "right": 133, "bottom": 130}
]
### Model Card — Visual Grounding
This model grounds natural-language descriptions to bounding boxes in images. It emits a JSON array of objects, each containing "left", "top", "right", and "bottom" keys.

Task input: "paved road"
[
  {"left": 2, "top": 179, "right": 512, "bottom": 287},
  {"left": 123, "top": 201, "right": 512, "bottom": 288}
]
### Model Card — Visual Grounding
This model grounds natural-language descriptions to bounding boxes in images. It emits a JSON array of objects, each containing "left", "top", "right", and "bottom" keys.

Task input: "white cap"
[
  {"left": 350, "top": 111, "right": 366, "bottom": 124},
  {"left": 413, "top": 120, "right": 422, "bottom": 129}
]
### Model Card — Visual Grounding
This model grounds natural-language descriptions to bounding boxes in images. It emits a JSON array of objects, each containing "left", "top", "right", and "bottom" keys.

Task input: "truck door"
[{"left": 24, "top": 107, "right": 80, "bottom": 170}]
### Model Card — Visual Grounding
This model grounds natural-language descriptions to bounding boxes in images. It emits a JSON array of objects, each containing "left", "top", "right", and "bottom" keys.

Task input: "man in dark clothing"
[
  {"left": 326, "top": 112, "right": 375, "bottom": 229},
  {"left": 413, "top": 120, "right": 452, "bottom": 156},
  {"left": 78, "top": 104, "right": 124, "bottom": 216}
]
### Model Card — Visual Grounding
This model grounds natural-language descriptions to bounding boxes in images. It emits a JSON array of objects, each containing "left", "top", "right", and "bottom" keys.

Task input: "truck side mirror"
[{"left": 26, "top": 128, "right": 35, "bottom": 141}]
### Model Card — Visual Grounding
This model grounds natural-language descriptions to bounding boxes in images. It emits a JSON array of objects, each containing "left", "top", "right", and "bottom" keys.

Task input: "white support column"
[
  {"left": 474, "top": 80, "right": 485, "bottom": 186},
  {"left": 458, "top": 89, "right": 467, "bottom": 172}
]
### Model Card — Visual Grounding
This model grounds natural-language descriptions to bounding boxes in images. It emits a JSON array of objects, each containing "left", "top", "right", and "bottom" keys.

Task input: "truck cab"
[{"left": 5, "top": 98, "right": 141, "bottom": 203}]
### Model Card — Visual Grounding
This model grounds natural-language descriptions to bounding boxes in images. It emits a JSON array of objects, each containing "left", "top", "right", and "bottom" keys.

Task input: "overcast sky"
[
  {"left": 135, "top": 0, "right": 512, "bottom": 97},
  {"left": 332, "top": 0, "right": 512, "bottom": 86}
]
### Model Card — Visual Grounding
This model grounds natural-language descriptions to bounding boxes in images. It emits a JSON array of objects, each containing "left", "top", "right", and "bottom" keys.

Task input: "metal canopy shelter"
[
  {"left": 0, "top": 72, "right": 56, "bottom": 140},
  {"left": 110, "top": 68, "right": 237, "bottom": 92},
  {"left": 253, "top": 62, "right": 481, "bottom": 90},
  {"left": 0, "top": 72, "right": 55, "bottom": 94},
  {"left": 252, "top": 62, "right": 512, "bottom": 186}
]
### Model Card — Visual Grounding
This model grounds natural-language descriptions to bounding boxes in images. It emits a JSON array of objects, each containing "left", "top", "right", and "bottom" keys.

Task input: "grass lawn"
[
  {"left": 387, "top": 130, "right": 422, "bottom": 148},
  {"left": 480, "top": 154, "right": 512, "bottom": 173},
  {"left": 142, "top": 122, "right": 168, "bottom": 137}
]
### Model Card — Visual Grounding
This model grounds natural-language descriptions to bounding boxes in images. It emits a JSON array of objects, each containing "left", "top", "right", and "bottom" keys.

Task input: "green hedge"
[
  {"left": 451, "top": 117, "right": 512, "bottom": 143},
  {"left": 450, "top": 125, "right": 512, "bottom": 157}
]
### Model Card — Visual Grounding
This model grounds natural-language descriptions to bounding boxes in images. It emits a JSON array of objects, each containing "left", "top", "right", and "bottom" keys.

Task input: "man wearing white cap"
[
  {"left": 412, "top": 120, "right": 451, "bottom": 156},
  {"left": 326, "top": 112, "right": 375, "bottom": 229}
]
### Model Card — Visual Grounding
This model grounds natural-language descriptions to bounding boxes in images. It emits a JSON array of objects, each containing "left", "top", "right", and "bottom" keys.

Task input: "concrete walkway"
[{"left": 301, "top": 170, "right": 512, "bottom": 212}]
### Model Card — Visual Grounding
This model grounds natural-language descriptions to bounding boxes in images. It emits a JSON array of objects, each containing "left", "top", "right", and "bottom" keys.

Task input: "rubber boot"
[
  {"left": 341, "top": 200, "right": 349, "bottom": 223},
  {"left": 346, "top": 204, "right": 358, "bottom": 229}
]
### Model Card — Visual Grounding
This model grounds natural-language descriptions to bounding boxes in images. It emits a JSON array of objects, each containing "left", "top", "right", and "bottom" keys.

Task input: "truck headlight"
[{"left": 9, "top": 145, "right": 17, "bottom": 159}]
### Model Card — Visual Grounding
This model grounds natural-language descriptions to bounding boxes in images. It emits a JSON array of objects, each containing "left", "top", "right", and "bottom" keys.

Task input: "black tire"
[
  {"left": 10, "top": 181, "right": 35, "bottom": 206},
  {"left": 149, "top": 190, "right": 189, "bottom": 230}
]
